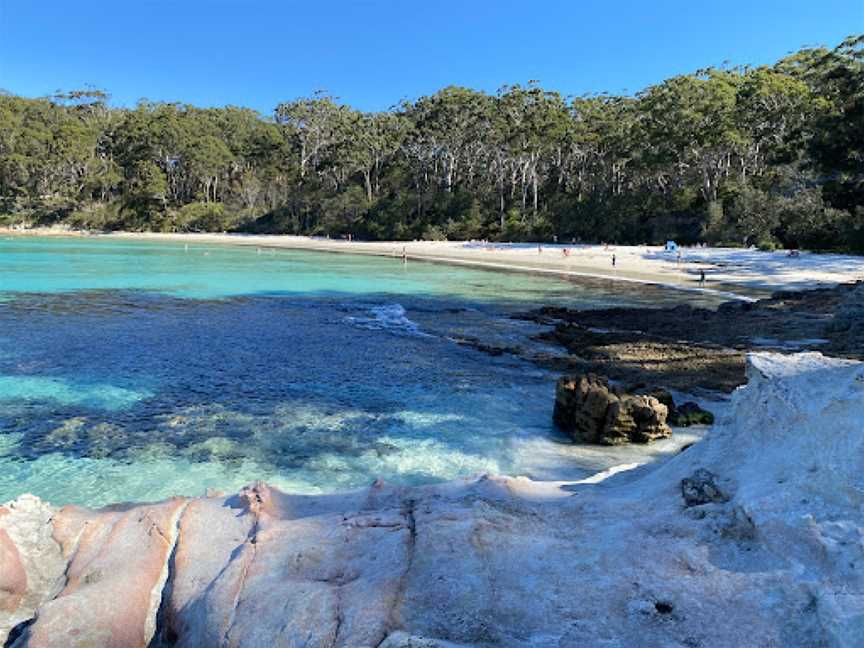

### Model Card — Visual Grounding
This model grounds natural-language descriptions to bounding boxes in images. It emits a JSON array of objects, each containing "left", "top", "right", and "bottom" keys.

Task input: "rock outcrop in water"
[
  {"left": 827, "top": 283, "right": 864, "bottom": 356},
  {"left": 523, "top": 280, "right": 864, "bottom": 393},
  {"left": 553, "top": 373, "right": 671, "bottom": 444},
  {"left": 2, "top": 352, "right": 863, "bottom": 647}
]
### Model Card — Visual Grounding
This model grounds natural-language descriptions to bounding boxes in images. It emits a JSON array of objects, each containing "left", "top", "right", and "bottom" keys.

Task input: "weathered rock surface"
[
  {"left": 523, "top": 280, "right": 864, "bottom": 392},
  {"left": 828, "top": 283, "right": 864, "bottom": 332},
  {"left": 2, "top": 352, "right": 863, "bottom": 647},
  {"left": 827, "top": 283, "right": 864, "bottom": 356},
  {"left": 0, "top": 496, "right": 66, "bottom": 642},
  {"left": 681, "top": 468, "right": 728, "bottom": 506},
  {"left": 553, "top": 373, "right": 671, "bottom": 444},
  {"left": 23, "top": 498, "right": 187, "bottom": 648},
  {"left": 627, "top": 387, "right": 715, "bottom": 427}
]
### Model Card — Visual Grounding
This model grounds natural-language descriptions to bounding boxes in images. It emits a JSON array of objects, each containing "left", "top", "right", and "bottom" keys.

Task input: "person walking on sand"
[
  {"left": 699, "top": 269, "right": 706, "bottom": 285},
  {"left": 402, "top": 246, "right": 407, "bottom": 264},
  {"left": 612, "top": 254, "right": 616, "bottom": 267}
]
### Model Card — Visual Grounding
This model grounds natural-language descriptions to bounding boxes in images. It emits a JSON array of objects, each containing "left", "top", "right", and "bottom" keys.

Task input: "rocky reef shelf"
[{"left": 2, "top": 351, "right": 862, "bottom": 647}]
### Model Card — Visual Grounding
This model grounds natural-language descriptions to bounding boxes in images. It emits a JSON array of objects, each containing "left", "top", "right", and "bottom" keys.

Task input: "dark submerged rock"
[
  {"left": 670, "top": 401, "right": 715, "bottom": 427},
  {"left": 523, "top": 280, "right": 864, "bottom": 394}
]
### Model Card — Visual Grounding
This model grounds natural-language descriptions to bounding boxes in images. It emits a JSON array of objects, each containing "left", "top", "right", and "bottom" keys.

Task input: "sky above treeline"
[{"left": 0, "top": 0, "right": 861, "bottom": 114}]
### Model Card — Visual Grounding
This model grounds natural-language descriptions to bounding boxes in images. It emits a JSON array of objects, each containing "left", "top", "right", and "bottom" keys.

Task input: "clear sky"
[{"left": 1, "top": 0, "right": 861, "bottom": 115}]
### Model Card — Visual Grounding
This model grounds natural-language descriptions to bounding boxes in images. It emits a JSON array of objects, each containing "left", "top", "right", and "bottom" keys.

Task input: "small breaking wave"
[{"left": 344, "top": 303, "right": 430, "bottom": 336}]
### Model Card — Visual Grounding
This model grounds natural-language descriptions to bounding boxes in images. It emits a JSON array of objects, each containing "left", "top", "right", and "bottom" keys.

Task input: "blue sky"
[{"left": 0, "top": 0, "right": 861, "bottom": 115}]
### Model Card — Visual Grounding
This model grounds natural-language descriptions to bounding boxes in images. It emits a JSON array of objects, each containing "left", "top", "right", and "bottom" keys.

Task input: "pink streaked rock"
[
  {"left": 0, "top": 528, "right": 27, "bottom": 613},
  {"left": 0, "top": 354, "right": 861, "bottom": 648},
  {"left": 21, "top": 497, "right": 187, "bottom": 648}
]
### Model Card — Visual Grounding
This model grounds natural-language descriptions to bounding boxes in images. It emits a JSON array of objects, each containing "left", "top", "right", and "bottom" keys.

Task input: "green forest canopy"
[{"left": 1, "top": 35, "right": 862, "bottom": 250}]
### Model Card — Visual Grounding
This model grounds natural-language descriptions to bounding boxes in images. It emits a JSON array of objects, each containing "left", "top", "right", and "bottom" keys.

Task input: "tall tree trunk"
[
  {"left": 363, "top": 170, "right": 372, "bottom": 202},
  {"left": 532, "top": 169, "right": 539, "bottom": 216}
]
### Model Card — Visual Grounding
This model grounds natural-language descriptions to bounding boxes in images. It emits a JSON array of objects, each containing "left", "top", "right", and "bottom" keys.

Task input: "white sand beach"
[{"left": 8, "top": 228, "right": 864, "bottom": 298}]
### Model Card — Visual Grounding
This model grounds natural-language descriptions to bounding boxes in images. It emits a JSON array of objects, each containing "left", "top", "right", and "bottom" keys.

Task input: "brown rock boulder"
[{"left": 553, "top": 374, "right": 671, "bottom": 444}]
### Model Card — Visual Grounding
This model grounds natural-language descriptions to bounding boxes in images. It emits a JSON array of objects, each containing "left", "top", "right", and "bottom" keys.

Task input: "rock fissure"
[
  {"left": 3, "top": 617, "right": 34, "bottom": 648},
  {"left": 55, "top": 520, "right": 87, "bottom": 592},
  {"left": 310, "top": 571, "right": 360, "bottom": 587},
  {"left": 330, "top": 585, "right": 344, "bottom": 648},
  {"left": 221, "top": 501, "right": 261, "bottom": 647},
  {"left": 379, "top": 497, "right": 417, "bottom": 646},
  {"left": 147, "top": 500, "right": 190, "bottom": 648}
]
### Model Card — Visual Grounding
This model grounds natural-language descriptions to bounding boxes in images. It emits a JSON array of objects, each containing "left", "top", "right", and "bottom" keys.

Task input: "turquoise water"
[{"left": 0, "top": 236, "right": 720, "bottom": 506}]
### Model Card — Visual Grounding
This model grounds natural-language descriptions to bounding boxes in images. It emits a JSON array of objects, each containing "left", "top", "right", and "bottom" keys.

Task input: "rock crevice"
[{"left": 147, "top": 501, "right": 190, "bottom": 648}]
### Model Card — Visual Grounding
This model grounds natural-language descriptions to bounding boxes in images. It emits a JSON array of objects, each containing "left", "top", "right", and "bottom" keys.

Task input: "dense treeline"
[{"left": 1, "top": 36, "right": 862, "bottom": 249}]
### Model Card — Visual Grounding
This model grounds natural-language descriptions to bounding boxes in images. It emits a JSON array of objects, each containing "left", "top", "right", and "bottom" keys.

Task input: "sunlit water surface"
[{"left": 0, "top": 237, "right": 723, "bottom": 506}]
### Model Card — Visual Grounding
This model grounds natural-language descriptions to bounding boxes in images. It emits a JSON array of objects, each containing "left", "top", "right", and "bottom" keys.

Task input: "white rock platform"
[{"left": 1, "top": 352, "right": 862, "bottom": 647}]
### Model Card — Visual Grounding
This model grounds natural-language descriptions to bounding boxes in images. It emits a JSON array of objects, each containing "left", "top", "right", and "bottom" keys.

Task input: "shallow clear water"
[{"left": 0, "top": 236, "right": 721, "bottom": 506}]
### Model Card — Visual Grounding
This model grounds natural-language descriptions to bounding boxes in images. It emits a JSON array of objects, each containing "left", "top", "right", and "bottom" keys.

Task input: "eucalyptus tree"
[
  {"left": 496, "top": 83, "right": 571, "bottom": 218},
  {"left": 638, "top": 70, "right": 745, "bottom": 203},
  {"left": 274, "top": 92, "right": 351, "bottom": 181},
  {"left": 406, "top": 86, "right": 494, "bottom": 194},
  {"left": 732, "top": 67, "right": 814, "bottom": 186},
  {"left": 805, "top": 36, "right": 864, "bottom": 212},
  {"left": 0, "top": 37, "right": 861, "bottom": 248},
  {"left": 341, "top": 110, "right": 406, "bottom": 201}
]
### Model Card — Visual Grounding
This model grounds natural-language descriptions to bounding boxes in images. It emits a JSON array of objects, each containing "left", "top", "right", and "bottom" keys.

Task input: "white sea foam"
[{"left": 345, "top": 303, "right": 430, "bottom": 336}]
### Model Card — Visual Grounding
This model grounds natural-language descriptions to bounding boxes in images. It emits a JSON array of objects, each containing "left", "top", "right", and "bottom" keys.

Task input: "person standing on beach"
[
  {"left": 612, "top": 254, "right": 616, "bottom": 267},
  {"left": 699, "top": 269, "right": 706, "bottom": 284}
]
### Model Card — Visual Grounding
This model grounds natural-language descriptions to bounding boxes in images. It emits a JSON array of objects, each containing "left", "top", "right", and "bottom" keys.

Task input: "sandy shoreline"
[{"left": 5, "top": 227, "right": 864, "bottom": 299}]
